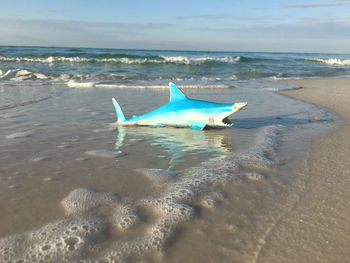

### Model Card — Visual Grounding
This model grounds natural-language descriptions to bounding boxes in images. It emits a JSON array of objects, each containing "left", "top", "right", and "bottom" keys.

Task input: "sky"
[{"left": 0, "top": 0, "right": 349, "bottom": 53}]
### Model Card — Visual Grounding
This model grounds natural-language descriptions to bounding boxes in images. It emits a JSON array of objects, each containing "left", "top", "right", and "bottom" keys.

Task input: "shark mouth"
[
  {"left": 222, "top": 116, "right": 233, "bottom": 126},
  {"left": 217, "top": 102, "right": 247, "bottom": 127}
]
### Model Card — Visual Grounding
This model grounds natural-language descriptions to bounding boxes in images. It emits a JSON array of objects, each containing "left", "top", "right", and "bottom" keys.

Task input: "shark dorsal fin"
[{"left": 169, "top": 82, "right": 187, "bottom": 102}]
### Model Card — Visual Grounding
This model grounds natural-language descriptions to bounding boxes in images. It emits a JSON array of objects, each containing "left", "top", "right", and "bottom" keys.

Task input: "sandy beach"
[
  {"left": 1, "top": 0, "right": 350, "bottom": 260},
  {"left": 258, "top": 78, "right": 350, "bottom": 262},
  {"left": 1, "top": 46, "right": 350, "bottom": 262}
]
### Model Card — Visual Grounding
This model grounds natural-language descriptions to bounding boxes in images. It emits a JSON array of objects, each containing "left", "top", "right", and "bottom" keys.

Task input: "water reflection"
[{"left": 115, "top": 126, "right": 234, "bottom": 169}]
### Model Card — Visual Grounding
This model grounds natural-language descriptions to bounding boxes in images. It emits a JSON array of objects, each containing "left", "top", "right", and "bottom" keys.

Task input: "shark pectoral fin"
[{"left": 190, "top": 121, "right": 207, "bottom": 130}]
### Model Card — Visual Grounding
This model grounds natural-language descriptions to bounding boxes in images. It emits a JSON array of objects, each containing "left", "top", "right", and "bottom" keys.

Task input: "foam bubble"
[
  {"left": 0, "top": 124, "right": 289, "bottom": 262},
  {"left": 156, "top": 202, "right": 194, "bottom": 223},
  {"left": 115, "top": 208, "right": 139, "bottom": 230},
  {"left": 61, "top": 188, "right": 119, "bottom": 215},
  {"left": 0, "top": 217, "right": 106, "bottom": 263},
  {"left": 0, "top": 187, "right": 148, "bottom": 262},
  {"left": 200, "top": 198, "right": 217, "bottom": 208}
]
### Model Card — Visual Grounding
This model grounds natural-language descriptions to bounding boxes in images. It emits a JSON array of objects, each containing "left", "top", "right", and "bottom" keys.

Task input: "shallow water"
[{"left": 0, "top": 82, "right": 337, "bottom": 262}]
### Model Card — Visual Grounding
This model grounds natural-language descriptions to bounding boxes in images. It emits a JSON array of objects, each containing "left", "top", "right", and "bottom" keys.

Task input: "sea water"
[{"left": 0, "top": 46, "right": 345, "bottom": 262}]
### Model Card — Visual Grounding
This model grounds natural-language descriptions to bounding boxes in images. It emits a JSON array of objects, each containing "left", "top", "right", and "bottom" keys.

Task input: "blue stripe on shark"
[{"left": 112, "top": 82, "right": 247, "bottom": 130}]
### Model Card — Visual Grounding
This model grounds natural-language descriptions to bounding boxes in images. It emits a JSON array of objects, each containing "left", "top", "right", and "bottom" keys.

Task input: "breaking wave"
[
  {"left": 0, "top": 68, "right": 239, "bottom": 87},
  {"left": 304, "top": 58, "right": 350, "bottom": 66},
  {"left": 159, "top": 55, "right": 241, "bottom": 64},
  {"left": 0, "top": 54, "right": 242, "bottom": 65},
  {"left": 2, "top": 46, "right": 350, "bottom": 86}
]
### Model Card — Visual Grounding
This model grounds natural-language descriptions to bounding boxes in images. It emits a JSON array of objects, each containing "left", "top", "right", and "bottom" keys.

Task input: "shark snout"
[{"left": 232, "top": 102, "right": 247, "bottom": 111}]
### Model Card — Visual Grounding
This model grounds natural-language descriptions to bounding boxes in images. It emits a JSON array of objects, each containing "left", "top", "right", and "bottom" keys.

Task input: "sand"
[
  {"left": 1, "top": 79, "right": 349, "bottom": 262},
  {"left": 258, "top": 78, "right": 350, "bottom": 262}
]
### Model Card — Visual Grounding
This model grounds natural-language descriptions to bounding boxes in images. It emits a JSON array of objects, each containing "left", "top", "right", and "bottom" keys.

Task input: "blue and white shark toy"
[{"left": 112, "top": 83, "right": 247, "bottom": 130}]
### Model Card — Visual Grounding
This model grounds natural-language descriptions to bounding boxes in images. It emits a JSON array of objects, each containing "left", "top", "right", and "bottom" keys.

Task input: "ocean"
[
  {"left": 1, "top": 46, "right": 350, "bottom": 89},
  {"left": 0, "top": 46, "right": 346, "bottom": 262}
]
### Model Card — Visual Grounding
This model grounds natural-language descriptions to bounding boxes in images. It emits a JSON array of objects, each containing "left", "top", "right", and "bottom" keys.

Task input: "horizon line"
[{"left": 0, "top": 44, "right": 349, "bottom": 56}]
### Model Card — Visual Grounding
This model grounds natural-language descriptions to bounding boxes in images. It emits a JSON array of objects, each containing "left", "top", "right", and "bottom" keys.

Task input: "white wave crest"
[
  {"left": 307, "top": 58, "right": 350, "bottom": 66},
  {"left": 67, "top": 80, "right": 95, "bottom": 88},
  {"left": 2, "top": 69, "right": 51, "bottom": 82},
  {"left": 0, "top": 69, "right": 13, "bottom": 79},
  {"left": 0, "top": 56, "right": 149, "bottom": 64},
  {"left": 0, "top": 55, "right": 241, "bottom": 65},
  {"left": 160, "top": 56, "right": 240, "bottom": 64}
]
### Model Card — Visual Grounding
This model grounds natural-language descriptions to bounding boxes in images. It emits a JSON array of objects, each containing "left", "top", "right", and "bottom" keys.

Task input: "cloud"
[
  {"left": 281, "top": 1, "right": 350, "bottom": 8},
  {"left": 186, "top": 19, "right": 350, "bottom": 53},
  {"left": 189, "top": 16, "right": 350, "bottom": 44},
  {"left": 0, "top": 13, "right": 349, "bottom": 53},
  {"left": 0, "top": 17, "right": 173, "bottom": 34},
  {"left": 0, "top": 17, "right": 175, "bottom": 48}
]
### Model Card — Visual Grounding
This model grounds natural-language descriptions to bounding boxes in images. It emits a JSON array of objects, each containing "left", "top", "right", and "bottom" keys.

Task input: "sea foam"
[
  {"left": 67, "top": 80, "right": 95, "bottom": 88},
  {"left": 0, "top": 124, "right": 286, "bottom": 262},
  {"left": 306, "top": 58, "right": 350, "bottom": 66},
  {"left": 0, "top": 55, "right": 240, "bottom": 65},
  {"left": 160, "top": 55, "right": 240, "bottom": 64}
]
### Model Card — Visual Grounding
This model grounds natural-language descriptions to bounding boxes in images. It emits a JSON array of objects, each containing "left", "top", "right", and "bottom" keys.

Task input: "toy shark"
[{"left": 112, "top": 83, "right": 247, "bottom": 130}]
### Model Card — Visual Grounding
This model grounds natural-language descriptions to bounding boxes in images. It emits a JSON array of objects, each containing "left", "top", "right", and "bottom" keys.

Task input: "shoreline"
[
  {"left": 0, "top": 77, "right": 349, "bottom": 262},
  {"left": 258, "top": 78, "right": 350, "bottom": 262}
]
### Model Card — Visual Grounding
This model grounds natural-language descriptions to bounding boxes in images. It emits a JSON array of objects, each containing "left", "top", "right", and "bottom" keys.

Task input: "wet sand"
[
  {"left": 258, "top": 78, "right": 350, "bottom": 262},
  {"left": 0, "top": 81, "right": 343, "bottom": 262}
]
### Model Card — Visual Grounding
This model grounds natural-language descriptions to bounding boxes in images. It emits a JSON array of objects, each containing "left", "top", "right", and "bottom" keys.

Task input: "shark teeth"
[{"left": 222, "top": 116, "right": 233, "bottom": 127}]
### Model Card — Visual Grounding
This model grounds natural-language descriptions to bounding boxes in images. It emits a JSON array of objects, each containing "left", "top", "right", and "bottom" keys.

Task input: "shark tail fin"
[{"left": 112, "top": 98, "right": 125, "bottom": 122}]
